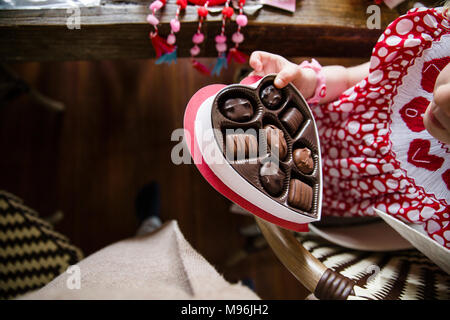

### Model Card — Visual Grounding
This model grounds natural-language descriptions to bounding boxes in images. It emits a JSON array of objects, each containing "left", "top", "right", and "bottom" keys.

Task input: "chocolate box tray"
[{"left": 210, "top": 75, "right": 322, "bottom": 220}]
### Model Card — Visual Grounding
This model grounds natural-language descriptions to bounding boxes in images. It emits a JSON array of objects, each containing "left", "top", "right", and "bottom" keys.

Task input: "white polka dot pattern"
[{"left": 312, "top": 7, "right": 450, "bottom": 248}]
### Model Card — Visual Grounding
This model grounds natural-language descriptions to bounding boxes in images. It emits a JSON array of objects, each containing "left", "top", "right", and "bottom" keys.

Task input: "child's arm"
[
  {"left": 249, "top": 51, "right": 369, "bottom": 104},
  {"left": 324, "top": 63, "right": 370, "bottom": 102}
]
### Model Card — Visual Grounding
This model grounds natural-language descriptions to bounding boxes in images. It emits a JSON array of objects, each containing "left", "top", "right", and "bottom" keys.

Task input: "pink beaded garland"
[
  {"left": 192, "top": 33, "right": 204, "bottom": 44},
  {"left": 232, "top": 32, "right": 244, "bottom": 44},
  {"left": 146, "top": 14, "right": 159, "bottom": 26},
  {"left": 215, "top": 35, "right": 227, "bottom": 44},
  {"left": 190, "top": 45, "right": 200, "bottom": 56},
  {"left": 216, "top": 42, "right": 227, "bottom": 52},
  {"left": 167, "top": 34, "right": 176, "bottom": 45},
  {"left": 170, "top": 19, "right": 181, "bottom": 33},
  {"left": 236, "top": 14, "right": 247, "bottom": 27},
  {"left": 149, "top": 0, "right": 163, "bottom": 11}
]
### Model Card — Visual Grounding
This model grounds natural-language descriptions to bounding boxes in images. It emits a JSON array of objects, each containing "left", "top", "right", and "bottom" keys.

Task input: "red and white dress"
[{"left": 313, "top": 7, "right": 450, "bottom": 248}]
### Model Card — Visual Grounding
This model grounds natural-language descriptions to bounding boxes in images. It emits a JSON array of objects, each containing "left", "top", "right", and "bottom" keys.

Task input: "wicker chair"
[{"left": 255, "top": 217, "right": 450, "bottom": 300}]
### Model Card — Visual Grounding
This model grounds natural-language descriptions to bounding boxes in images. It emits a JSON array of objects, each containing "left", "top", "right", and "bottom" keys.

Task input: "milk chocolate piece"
[
  {"left": 226, "top": 134, "right": 258, "bottom": 160},
  {"left": 293, "top": 147, "right": 314, "bottom": 174},
  {"left": 280, "top": 108, "right": 303, "bottom": 136},
  {"left": 259, "top": 162, "right": 285, "bottom": 196},
  {"left": 221, "top": 98, "right": 254, "bottom": 122},
  {"left": 260, "top": 85, "right": 282, "bottom": 109},
  {"left": 288, "top": 179, "right": 312, "bottom": 211},
  {"left": 264, "top": 124, "right": 288, "bottom": 160}
]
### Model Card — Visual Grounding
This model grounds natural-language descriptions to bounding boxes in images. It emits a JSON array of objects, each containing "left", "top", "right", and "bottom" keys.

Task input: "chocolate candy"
[
  {"left": 225, "top": 133, "right": 258, "bottom": 160},
  {"left": 280, "top": 108, "right": 304, "bottom": 136},
  {"left": 288, "top": 179, "right": 312, "bottom": 211},
  {"left": 264, "top": 124, "right": 288, "bottom": 160},
  {"left": 293, "top": 147, "right": 314, "bottom": 174},
  {"left": 259, "top": 161, "right": 285, "bottom": 196},
  {"left": 260, "top": 85, "right": 282, "bottom": 109},
  {"left": 221, "top": 98, "right": 254, "bottom": 122}
]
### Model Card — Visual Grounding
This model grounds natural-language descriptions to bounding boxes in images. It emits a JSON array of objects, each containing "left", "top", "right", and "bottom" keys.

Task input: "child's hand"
[
  {"left": 424, "top": 63, "right": 450, "bottom": 144},
  {"left": 249, "top": 51, "right": 317, "bottom": 100}
]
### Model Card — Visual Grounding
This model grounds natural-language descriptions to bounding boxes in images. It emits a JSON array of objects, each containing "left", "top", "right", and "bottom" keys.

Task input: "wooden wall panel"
[{"left": 0, "top": 57, "right": 365, "bottom": 299}]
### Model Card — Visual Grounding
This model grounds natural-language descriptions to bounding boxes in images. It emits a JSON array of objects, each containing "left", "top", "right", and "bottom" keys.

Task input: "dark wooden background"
[
  {"left": 0, "top": 0, "right": 400, "bottom": 61},
  {"left": 1, "top": 56, "right": 364, "bottom": 299}
]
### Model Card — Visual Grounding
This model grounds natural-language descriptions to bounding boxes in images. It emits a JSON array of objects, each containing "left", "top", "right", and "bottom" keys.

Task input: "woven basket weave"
[
  {"left": 0, "top": 191, "right": 83, "bottom": 299},
  {"left": 298, "top": 234, "right": 450, "bottom": 300}
]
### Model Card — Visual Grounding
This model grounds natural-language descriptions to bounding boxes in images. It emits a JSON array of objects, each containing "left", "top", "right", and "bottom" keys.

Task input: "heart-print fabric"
[{"left": 312, "top": 7, "right": 450, "bottom": 248}]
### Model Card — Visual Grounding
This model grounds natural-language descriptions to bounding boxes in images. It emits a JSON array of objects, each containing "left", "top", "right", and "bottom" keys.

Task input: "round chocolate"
[
  {"left": 264, "top": 124, "right": 288, "bottom": 160},
  {"left": 221, "top": 98, "right": 254, "bottom": 122},
  {"left": 259, "top": 162, "right": 285, "bottom": 196},
  {"left": 280, "top": 107, "right": 304, "bottom": 136},
  {"left": 293, "top": 147, "right": 314, "bottom": 174},
  {"left": 287, "top": 179, "right": 312, "bottom": 211},
  {"left": 260, "top": 85, "right": 282, "bottom": 109}
]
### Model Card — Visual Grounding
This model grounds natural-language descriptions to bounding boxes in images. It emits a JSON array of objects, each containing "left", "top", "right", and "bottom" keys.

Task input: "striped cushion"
[{"left": 0, "top": 191, "right": 83, "bottom": 299}]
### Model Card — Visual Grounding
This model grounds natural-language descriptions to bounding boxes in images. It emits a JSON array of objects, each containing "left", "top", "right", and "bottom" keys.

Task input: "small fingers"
[
  {"left": 250, "top": 51, "right": 290, "bottom": 75},
  {"left": 274, "top": 64, "right": 301, "bottom": 88},
  {"left": 249, "top": 51, "right": 264, "bottom": 72}
]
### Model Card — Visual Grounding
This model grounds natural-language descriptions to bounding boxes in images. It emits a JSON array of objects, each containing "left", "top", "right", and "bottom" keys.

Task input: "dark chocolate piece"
[
  {"left": 221, "top": 98, "right": 254, "bottom": 122},
  {"left": 225, "top": 133, "right": 258, "bottom": 160},
  {"left": 260, "top": 85, "right": 282, "bottom": 109},
  {"left": 288, "top": 179, "right": 312, "bottom": 211},
  {"left": 259, "top": 162, "right": 285, "bottom": 196},
  {"left": 280, "top": 108, "right": 303, "bottom": 136},
  {"left": 264, "top": 124, "right": 288, "bottom": 160},
  {"left": 293, "top": 147, "right": 314, "bottom": 174}
]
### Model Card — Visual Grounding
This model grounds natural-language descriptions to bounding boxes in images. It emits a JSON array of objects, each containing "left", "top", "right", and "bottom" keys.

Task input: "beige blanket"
[{"left": 20, "top": 220, "right": 259, "bottom": 300}]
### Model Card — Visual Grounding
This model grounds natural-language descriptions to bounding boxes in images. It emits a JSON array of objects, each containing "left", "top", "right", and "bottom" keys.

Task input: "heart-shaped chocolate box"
[
  {"left": 210, "top": 75, "right": 322, "bottom": 222},
  {"left": 211, "top": 76, "right": 321, "bottom": 218}
]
